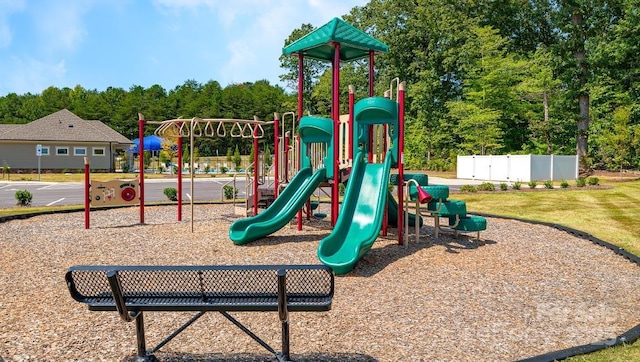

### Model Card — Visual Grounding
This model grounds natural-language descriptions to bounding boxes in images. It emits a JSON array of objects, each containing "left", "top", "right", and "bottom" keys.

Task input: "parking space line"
[{"left": 46, "top": 198, "right": 66, "bottom": 206}]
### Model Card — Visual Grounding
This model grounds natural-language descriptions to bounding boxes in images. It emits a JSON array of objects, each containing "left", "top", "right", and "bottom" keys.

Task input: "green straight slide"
[
  {"left": 318, "top": 151, "right": 392, "bottom": 274},
  {"left": 229, "top": 167, "right": 326, "bottom": 245}
]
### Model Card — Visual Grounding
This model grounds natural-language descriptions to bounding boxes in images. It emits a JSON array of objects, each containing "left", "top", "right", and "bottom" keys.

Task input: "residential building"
[{"left": 0, "top": 109, "right": 132, "bottom": 172}]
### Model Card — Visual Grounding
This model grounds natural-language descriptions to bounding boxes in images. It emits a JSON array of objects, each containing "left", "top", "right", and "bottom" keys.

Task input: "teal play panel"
[
  {"left": 410, "top": 184, "right": 449, "bottom": 201},
  {"left": 449, "top": 215, "right": 487, "bottom": 232},
  {"left": 389, "top": 173, "right": 428, "bottom": 186},
  {"left": 427, "top": 200, "right": 467, "bottom": 217},
  {"left": 298, "top": 116, "right": 333, "bottom": 144},
  {"left": 354, "top": 97, "right": 398, "bottom": 125}
]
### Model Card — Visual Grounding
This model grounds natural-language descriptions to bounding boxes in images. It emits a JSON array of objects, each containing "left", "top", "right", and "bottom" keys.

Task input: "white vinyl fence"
[{"left": 457, "top": 155, "right": 578, "bottom": 182}]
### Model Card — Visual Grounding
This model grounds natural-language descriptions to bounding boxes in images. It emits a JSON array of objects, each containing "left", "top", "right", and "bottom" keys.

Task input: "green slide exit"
[
  {"left": 229, "top": 167, "right": 326, "bottom": 245},
  {"left": 317, "top": 151, "right": 392, "bottom": 274}
]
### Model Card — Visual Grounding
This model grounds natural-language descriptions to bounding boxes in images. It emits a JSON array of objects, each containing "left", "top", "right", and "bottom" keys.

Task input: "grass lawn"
[{"left": 1, "top": 173, "right": 639, "bottom": 359}]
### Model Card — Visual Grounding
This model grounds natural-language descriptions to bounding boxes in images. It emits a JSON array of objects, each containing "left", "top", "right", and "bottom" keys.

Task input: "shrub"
[
  {"left": 576, "top": 177, "right": 586, "bottom": 187},
  {"left": 223, "top": 185, "right": 238, "bottom": 199},
  {"left": 204, "top": 165, "right": 211, "bottom": 173},
  {"left": 499, "top": 182, "right": 508, "bottom": 191},
  {"left": 460, "top": 185, "right": 477, "bottom": 193},
  {"left": 544, "top": 180, "right": 554, "bottom": 189},
  {"left": 512, "top": 181, "right": 522, "bottom": 190},
  {"left": 220, "top": 166, "right": 228, "bottom": 174},
  {"left": 163, "top": 187, "right": 178, "bottom": 201},
  {"left": 339, "top": 183, "right": 346, "bottom": 196},
  {"left": 560, "top": 180, "right": 570, "bottom": 188},
  {"left": 477, "top": 182, "right": 495, "bottom": 191},
  {"left": 15, "top": 190, "right": 33, "bottom": 206},
  {"left": 528, "top": 181, "right": 538, "bottom": 189},
  {"left": 121, "top": 163, "right": 131, "bottom": 173},
  {"left": 587, "top": 177, "right": 600, "bottom": 186}
]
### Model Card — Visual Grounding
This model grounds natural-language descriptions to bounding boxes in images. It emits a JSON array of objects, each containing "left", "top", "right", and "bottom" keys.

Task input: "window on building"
[
  {"left": 41, "top": 146, "right": 50, "bottom": 156},
  {"left": 74, "top": 147, "right": 87, "bottom": 156},
  {"left": 92, "top": 147, "right": 106, "bottom": 156},
  {"left": 56, "top": 147, "right": 69, "bottom": 156}
]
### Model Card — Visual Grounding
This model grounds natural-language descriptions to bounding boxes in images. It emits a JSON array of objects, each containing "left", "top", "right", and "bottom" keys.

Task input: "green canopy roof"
[{"left": 282, "top": 17, "right": 388, "bottom": 62}]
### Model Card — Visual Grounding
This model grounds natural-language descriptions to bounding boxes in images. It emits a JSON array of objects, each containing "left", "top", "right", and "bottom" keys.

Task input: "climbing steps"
[{"left": 407, "top": 179, "right": 487, "bottom": 240}]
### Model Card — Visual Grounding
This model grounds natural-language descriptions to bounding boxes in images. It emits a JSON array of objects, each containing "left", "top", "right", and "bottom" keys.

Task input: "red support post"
[
  {"left": 369, "top": 51, "right": 375, "bottom": 96},
  {"left": 367, "top": 51, "right": 375, "bottom": 164},
  {"left": 331, "top": 42, "right": 341, "bottom": 227},
  {"left": 297, "top": 53, "right": 304, "bottom": 231},
  {"left": 177, "top": 125, "right": 182, "bottom": 221},
  {"left": 138, "top": 114, "right": 145, "bottom": 224},
  {"left": 274, "top": 113, "right": 280, "bottom": 197},
  {"left": 397, "top": 82, "right": 406, "bottom": 245},
  {"left": 348, "top": 85, "right": 354, "bottom": 163},
  {"left": 84, "top": 157, "right": 90, "bottom": 229}
]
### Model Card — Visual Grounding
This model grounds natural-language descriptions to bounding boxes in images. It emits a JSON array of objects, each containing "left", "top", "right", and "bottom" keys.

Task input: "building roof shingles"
[{"left": 0, "top": 109, "right": 132, "bottom": 144}]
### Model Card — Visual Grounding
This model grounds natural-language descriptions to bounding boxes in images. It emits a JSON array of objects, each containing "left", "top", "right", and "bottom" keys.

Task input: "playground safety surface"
[{"left": 2, "top": 203, "right": 639, "bottom": 361}]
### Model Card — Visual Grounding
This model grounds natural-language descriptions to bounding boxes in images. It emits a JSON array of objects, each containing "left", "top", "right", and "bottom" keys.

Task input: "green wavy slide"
[
  {"left": 229, "top": 167, "right": 326, "bottom": 245},
  {"left": 317, "top": 151, "right": 392, "bottom": 274}
]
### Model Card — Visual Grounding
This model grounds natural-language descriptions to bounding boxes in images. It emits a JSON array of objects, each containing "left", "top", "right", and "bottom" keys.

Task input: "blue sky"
[{"left": 0, "top": 0, "right": 368, "bottom": 96}]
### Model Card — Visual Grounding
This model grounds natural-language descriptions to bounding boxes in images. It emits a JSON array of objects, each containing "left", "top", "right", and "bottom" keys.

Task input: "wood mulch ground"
[{"left": 1, "top": 203, "right": 640, "bottom": 362}]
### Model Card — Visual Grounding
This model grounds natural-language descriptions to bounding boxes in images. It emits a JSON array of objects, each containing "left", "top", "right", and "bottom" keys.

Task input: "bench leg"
[
  {"left": 280, "top": 321, "right": 290, "bottom": 362},
  {"left": 278, "top": 269, "right": 290, "bottom": 361},
  {"left": 134, "top": 312, "right": 158, "bottom": 362}
]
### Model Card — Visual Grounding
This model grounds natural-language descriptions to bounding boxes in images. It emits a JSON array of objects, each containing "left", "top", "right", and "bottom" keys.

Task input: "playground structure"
[
  {"left": 84, "top": 17, "right": 488, "bottom": 273},
  {"left": 227, "top": 17, "right": 487, "bottom": 274}
]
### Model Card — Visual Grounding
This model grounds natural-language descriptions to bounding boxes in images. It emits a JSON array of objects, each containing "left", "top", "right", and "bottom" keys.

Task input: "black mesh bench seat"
[{"left": 66, "top": 264, "right": 334, "bottom": 362}]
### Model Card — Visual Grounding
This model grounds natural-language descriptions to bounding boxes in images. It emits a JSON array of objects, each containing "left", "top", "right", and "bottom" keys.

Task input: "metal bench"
[{"left": 66, "top": 264, "right": 334, "bottom": 362}]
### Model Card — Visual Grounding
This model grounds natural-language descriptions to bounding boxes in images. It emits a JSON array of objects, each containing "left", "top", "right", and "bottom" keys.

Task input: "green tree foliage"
[
  {"left": 226, "top": 148, "right": 233, "bottom": 163},
  {"left": 2, "top": 0, "right": 639, "bottom": 173},
  {"left": 264, "top": 144, "right": 273, "bottom": 170},
  {"left": 447, "top": 25, "right": 526, "bottom": 155},
  {"left": 0, "top": 80, "right": 290, "bottom": 164},
  {"left": 279, "top": 23, "right": 329, "bottom": 114},
  {"left": 233, "top": 145, "right": 242, "bottom": 170}
]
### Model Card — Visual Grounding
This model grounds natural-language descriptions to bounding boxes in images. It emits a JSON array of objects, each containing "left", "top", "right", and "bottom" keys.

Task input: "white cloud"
[
  {"left": 221, "top": 40, "right": 256, "bottom": 84},
  {"left": 31, "top": 2, "right": 90, "bottom": 55}
]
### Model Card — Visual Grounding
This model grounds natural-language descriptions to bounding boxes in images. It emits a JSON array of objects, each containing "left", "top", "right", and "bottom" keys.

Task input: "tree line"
[
  {"left": 279, "top": 0, "right": 639, "bottom": 172},
  {"left": 2, "top": 0, "right": 639, "bottom": 172},
  {"left": 0, "top": 80, "right": 293, "bottom": 158}
]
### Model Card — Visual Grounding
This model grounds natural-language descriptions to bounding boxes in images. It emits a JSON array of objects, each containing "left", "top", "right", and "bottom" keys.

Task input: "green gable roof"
[{"left": 282, "top": 17, "right": 388, "bottom": 62}]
